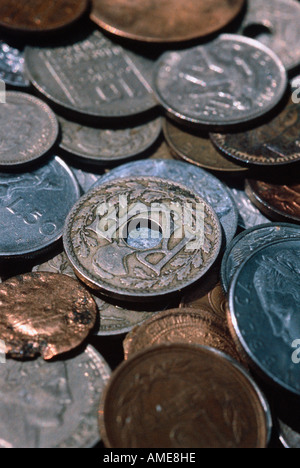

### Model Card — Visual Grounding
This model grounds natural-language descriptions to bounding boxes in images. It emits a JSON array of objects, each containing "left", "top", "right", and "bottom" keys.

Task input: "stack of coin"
[{"left": 0, "top": 0, "right": 300, "bottom": 449}]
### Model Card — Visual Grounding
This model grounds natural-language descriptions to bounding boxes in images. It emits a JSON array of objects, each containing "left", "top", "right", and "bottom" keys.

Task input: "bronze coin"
[
  {"left": 123, "top": 307, "right": 242, "bottom": 363},
  {"left": 91, "top": 0, "right": 245, "bottom": 43},
  {"left": 99, "top": 344, "right": 271, "bottom": 448},
  {"left": 0, "top": 273, "right": 97, "bottom": 360},
  {"left": 0, "top": 0, "right": 88, "bottom": 33},
  {"left": 211, "top": 98, "right": 300, "bottom": 166},
  {"left": 245, "top": 179, "right": 300, "bottom": 224},
  {"left": 164, "top": 119, "right": 248, "bottom": 173}
]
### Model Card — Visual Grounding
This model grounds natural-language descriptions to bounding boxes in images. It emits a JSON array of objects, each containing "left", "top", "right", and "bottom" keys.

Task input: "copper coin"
[
  {"left": 123, "top": 307, "right": 242, "bottom": 363},
  {"left": 91, "top": 0, "right": 245, "bottom": 43},
  {"left": 245, "top": 179, "right": 300, "bottom": 224},
  {"left": 211, "top": 97, "right": 300, "bottom": 166},
  {"left": 99, "top": 344, "right": 272, "bottom": 448},
  {"left": 0, "top": 0, "right": 88, "bottom": 33},
  {"left": 0, "top": 273, "right": 97, "bottom": 360},
  {"left": 163, "top": 119, "right": 248, "bottom": 174}
]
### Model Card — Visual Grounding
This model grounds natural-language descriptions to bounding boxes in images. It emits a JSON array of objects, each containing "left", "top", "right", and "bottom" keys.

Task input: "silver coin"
[
  {"left": 59, "top": 115, "right": 162, "bottom": 164},
  {"left": 0, "top": 345, "right": 111, "bottom": 448},
  {"left": 221, "top": 223, "right": 300, "bottom": 292},
  {"left": 229, "top": 187, "right": 270, "bottom": 229},
  {"left": 25, "top": 29, "right": 156, "bottom": 119},
  {"left": 238, "top": 0, "right": 300, "bottom": 71},
  {"left": 0, "top": 41, "right": 29, "bottom": 88},
  {"left": 154, "top": 34, "right": 287, "bottom": 127},
  {"left": 0, "top": 92, "right": 59, "bottom": 167},
  {"left": 229, "top": 239, "right": 300, "bottom": 396},
  {"left": 92, "top": 159, "right": 238, "bottom": 246},
  {"left": 279, "top": 420, "right": 300, "bottom": 448},
  {"left": 71, "top": 167, "right": 104, "bottom": 194},
  {"left": 0, "top": 155, "right": 80, "bottom": 258}
]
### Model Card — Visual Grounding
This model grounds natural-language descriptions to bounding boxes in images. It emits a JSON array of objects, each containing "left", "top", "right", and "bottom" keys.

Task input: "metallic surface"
[
  {"left": 163, "top": 119, "right": 248, "bottom": 173},
  {"left": 0, "top": 92, "right": 58, "bottom": 167},
  {"left": 59, "top": 115, "right": 162, "bottom": 164},
  {"left": 92, "top": 159, "right": 238, "bottom": 246},
  {"left": 0, "top": 156, "right": 80, "bottom": 258},
  {"left": 25, "top": 30, "right": 156, "bottom": 119},
  {"left": 211, "top": 97, "right": 300, "bottom": 166},
  {"left": 238, "top": 0, "right": 300, "bottom": 71},
  {"left": 91, "top": 0, "right": 245, "bottom": 43},
  {"left": 221, "top": 223, "right": 300, "bottom": 292},
  {"left": 0, "top": 273, "right": 97, "bottom": 360},
  {"left": 279, "top": 420, "right": 300, "bottom": 448},
  {"left": 64, "top": 176, "right": 222, "bottom": 300},
  {"left": 123, "top": 307, "right": 242, "bottom": 363},
  {"left": 100, "top": 344, "right": 271, "bottom": 448},
  {"left": 0, "top": 41, "right": 29, "bottom": 87},
  {"left": 229, "top": 187, "right": 270, "bottom": 229},
  {"left": 0, "top": 345, "right": 111, "bottom": 448},
  {"left": 229, "top": 239, "right": 300, "bottom": 396},
  {"left": 154, "top": 34, "right": 287, "bottom": 127},
  {"left": 246, "top": 178, "right": 300, "bottom": 224},
  {"left": 0, "top": 0, "right": 89, "bottom": 33}
]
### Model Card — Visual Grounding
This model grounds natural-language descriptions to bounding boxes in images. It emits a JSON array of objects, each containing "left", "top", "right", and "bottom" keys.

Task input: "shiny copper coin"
[
  {"left": 211, "top": 98, "right": 300, "bottom": 166},
  {"left": 99, "top": 344, "right": 271, "bottom": 448},
  {"left": 0, "top": 273, "right": 97, "bottom": 360},
  {"left": 245, "top": 179, "right": 300, "bottom": 224},
  {"left": 163, "top": 119, "right": 248, "bottom": 173},
  {"left": 0, "top": 0, "right": 88, "bottom": 33},
  {"left": 91, "top": 0, "right": 245, "bottom": 43},
  {"left": 123, "top": 307, "right": 242, "bottom": 363}
]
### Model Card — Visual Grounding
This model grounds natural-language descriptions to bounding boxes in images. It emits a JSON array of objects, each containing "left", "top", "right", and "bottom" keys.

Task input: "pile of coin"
[{"left": 0, "top": 0, "right": 300, "bottom": 449}]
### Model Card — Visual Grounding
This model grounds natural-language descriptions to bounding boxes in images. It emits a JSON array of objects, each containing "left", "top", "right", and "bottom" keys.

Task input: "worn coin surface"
[
  {"left": 279, "top": 421, "right": 300, "bottom": 449},
  {"left": 0, "top": 155, "right": 80, "bottom": 258},
  {"left": 93, "top": 159, "right": 238, "bottom": 246},
  {"left": 0, "top": 0, "right": 89, "bottom": 33},
  {"left": 0, "top": 345, "right": 111, "bottom": 448},
  {"left": 221, "top": 223, "right": 300, "bottom": 292},
  {"left": 229, "top": 187, "right": 270, "bottom": 229},
  {"left": 59, "top": 115, "right": 162, "bottom": 164},
  {"left": 123, "top": 307, "right": 241, "bottom": 363},
  {"left": 228, "top": 239, "right": 300, "bottom": 395},
  {"left": 245, "top": 179, "right": 300, "bottom": 224},
  {"left": 154, "top": 34, "right": 287, "bottom": 127},
  {"left": 0, "top": 41, "right": 29, "bottom": 87},
  {"left": 70, "top": 167, "right": 104, "bottom": 194},
  {"left": 64, "top": 176, "right": 222, "bottom": 301},
  {"left": 0, "top": 92, "right": 58, "bottom": 167},
  {"left": 25, "top": 29, "right": 156, "bottom": 119},
  {"left": 33, "top": 252, "right": 168, "bottom": 336},
  {"left": 211, "top": 97, "right": 300, "bottom": 166},
  {"left": 163, "top": 119, "right": 248, "bottom": 173},
  {"left": 238, "top": 0, "right": 300, "bottom": 71},
  {"left": 100, "top": 344, "right": 271, "bottom": 448},
  {"left": 0, "top": 272, "right": 97, "bottom": 360},
  {"left": 91, "top": 0, "right": 245, "bottom": 43}
]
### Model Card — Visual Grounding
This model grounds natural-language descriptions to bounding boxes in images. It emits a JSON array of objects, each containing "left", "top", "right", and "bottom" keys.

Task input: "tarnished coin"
[
  {"left": 0, "top": 92, "right": 58, "bottom": 167},
  {"left": 123, "top": 307, "right": 242, "bottom": 363},
  {"left": 92, "top": 159, "right": 238, "bottom": 246},
  {"left": 0, "top": 41, "right": 29, "bottom": 87},
  {"left": 64, "top": 176, "right": 222, "bottom": 301},
  {"left": 229, "top": 187, "right": 270, "bottom": 229},
  {"left": 211, "top": 97, "right": 300, "bottom": 166},
  {"left": 238, "top": 0, "right": 300, "bottom": 71},
  {"left": 0, "top": 156, "right": 80, "bottom": 259},
  {"left": 0, "top": 273, "right": 97, "bottom": 360},
  {"left": 33, "top": 252, "right": 169, "bottom": 336},
  {"left": 25, "top": 30, "right": 156, "bottom": 119},
  {"left": 228, "top": 239, "right": 300, "bottom": 395},
  {"left": 0, "top": 0, "right": 89, "bottom": 33},
  {"left": 279, "top": 421, "right": 300, "bottom": 449},
  {"left": 0, "top": 345, "right": 110, "bottom": 448},
  {"left": 149, "top": 140, "right": 175, "bottom": 161},
  {"left": 100, "top": 344, "right": 271, "bottom": 448},
  {"left": 245, "top": 178, "right": 300, "bottom": 224},
  {"left": 163, "top": 119, "right": 248, "bottom": 173},
  {"left": 221, "top": 223, "right": 300, "bottom": 292},
  {"left": 59, "top": 115, "right": 162, "bottom": 164},
  {"left": 154, "top": 34, "right": 287, "bottom": 127},
  {"left": 91, "top": 0, "right": 245, "bottom": 43}
]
